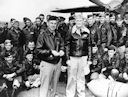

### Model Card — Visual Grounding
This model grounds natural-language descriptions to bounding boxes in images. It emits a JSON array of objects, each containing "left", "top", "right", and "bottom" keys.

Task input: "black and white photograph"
[{"left": 0, "top": 0, "right": 128, "bottom": 97}]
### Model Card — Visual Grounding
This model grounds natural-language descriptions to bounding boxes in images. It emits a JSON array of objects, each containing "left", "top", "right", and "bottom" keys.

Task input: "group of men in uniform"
[{"left": 1, "top": 10, "right": 128, "bottom": 97}]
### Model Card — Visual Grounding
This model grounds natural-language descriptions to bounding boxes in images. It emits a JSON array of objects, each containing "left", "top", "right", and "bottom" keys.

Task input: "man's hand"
[
  {"left": 10, "top": 73, "right": 16, "bottom": 78},
  {"left": 6, "top": 74, "right": 13, "bottom": 81},
  {"left": 2, "top": 83, "right": 7, "bottom": 89},
  {"left": 61, "top": 66, "right": 67, "bottom": 72},
  {"left": 3, "top": 74, "right": 7, "bottom": 78},
  {"left": 33, "top": 64, "right": 39, "bottom": 69},
  {"left": 104, "top": 48, "right": 108, "bottom": 52},
  {"left": 59, "top": 50, "right": 65, "bottom": 57},
  {"left": 51, "top": 50, "right": 60, "bottom": 56},
  {"left": 6, "top": 73, "right": 16, "bottom": 81},
  {"left": 66, "top": 60, "right": 70, "bottom": 65},
  {"left": 123, "top": 73, "right": 128, "bottom": 80},
  {"left": 101, "top": 68, "right": 107, "bottom": 73},
  {"left": 87, "top": 61, "right": 92, "bottom": 65}
]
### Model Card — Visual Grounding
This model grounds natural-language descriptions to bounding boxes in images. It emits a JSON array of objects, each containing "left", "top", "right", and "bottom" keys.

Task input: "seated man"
[
  {"left": 0, "top": 39, "right": 18, "bottom": 61},
  {"left": 0, "top": 52, "right": 24, "bottom": 97},
  {"left": 23, "top": 41, "right": 36, "bottom": 54},
  {"left": 22, "top": 51, "right": 40, "bottom": 89},
  {"left": 90, "top": 45, "right": 102, "bottom": 74},
  {"left": 87, "top": 73, "right": 128, "bottom": 97},
  {"left": 101, "top": 46, "right": 120, "bottom": 80},
  {"left": 119, "top": 48, "right": 128, "bottom": 82},
  {"left": 23, "top": 41, "right": 40, "bottom": 64}
]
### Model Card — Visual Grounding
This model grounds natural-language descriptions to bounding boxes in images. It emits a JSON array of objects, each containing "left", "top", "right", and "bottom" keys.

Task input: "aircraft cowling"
[{"left": 89, "top": 0, "right": 128, "bottom": 13}]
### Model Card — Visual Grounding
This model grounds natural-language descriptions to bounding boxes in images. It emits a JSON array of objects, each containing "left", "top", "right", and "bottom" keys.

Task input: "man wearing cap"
[
  {"left": 9, "top": 18, "right": 16, "bottom": 30},
  {"left": 33, "top": 17, "right": 43, "bottom": 43},
  {"left": 105, "top": 13, "right": 110, "bottom": 23},
  {"left": 115, "top": 14, "right": 127, "bottom": 59},
  {"left": 22, "top": 17, "right": 36, "bottom": 44},
  {"left": 87, "top": 15, "right": 98, "bottom": 45},
  {"left": 110, "top": 13, "right": 118, "bottom": 46},
  {"left": 36, "top": 16, "right": 64, "bottom": 97},
  {"left": 97, "top": 13, "right": 112, "bottom": 48},
  {"left": 39, "top": 14, "right": 47, "bottom": 30},
  {"left": 124, "top": 13, "right": 128, "bottom": 47},
  {"left": 0, "top": 52, "right": 25, "bottom": 97},
  {"left": 65, "top": 15, "right": 90, "bottom": 97},
  {"left": 87, "top": 15, "right": 99, "bottom": 60},
  {"left": 57, "top": 16, "right": 68, "bottom": 42},
  {"left": 0, "top": 22, "right": 9, "bottom": 52},
  {"left": 93, "top": 13, "right": 100, "bottom": 25},
  {"left": 67, "top": 16, "right": 75, "bottom": 32}
]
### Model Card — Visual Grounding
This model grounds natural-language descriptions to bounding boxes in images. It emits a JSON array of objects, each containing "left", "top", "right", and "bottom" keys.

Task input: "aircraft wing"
[{"left": 51, "top": 6, "right": 105, "bottom": 13}]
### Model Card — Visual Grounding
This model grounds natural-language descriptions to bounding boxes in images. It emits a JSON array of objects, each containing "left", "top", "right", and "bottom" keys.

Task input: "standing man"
[
  {"left": 36, "top": 16, "right": 64, "bottom": 97},
  {"left": 22, "top": 17, "right": 36, "bottom": 44},
  {"left": 116, "top": 14, "right": 126, "bottom": 59},
  {"left": 66, "top": 15, "right": 90, "bottom": 97},
  {"left": 67, "top": 16, "right": 75, "bottom": 33},
  {"left": 33, "top": 17, "right": 43, "bottom": 43},
  {"left": 39, "top": 14, "right": 47, "bottom": 30},
  {"left": 9, "top": 18, "right": 16, "bottom": 30},
  {"left": 124, "top": 12, "right": 128, "bottom": 47},
  {"left": 110, "top": 13, "right": 117, "bottom": 46},
  {"left": 0, "top": 23, "right": 9, "bottom": 52},
  {"left": 87, "top": 15, "right": 99, "bottom": 60},
  {"left": 97, "top": 13, "right": 112, "bottom": 52}
]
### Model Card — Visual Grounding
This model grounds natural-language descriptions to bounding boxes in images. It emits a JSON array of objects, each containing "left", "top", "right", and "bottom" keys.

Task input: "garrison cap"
[
  {"left": 47, "top": 16, "right": 58, "bottom": 21},
  {"left": 87, "top": 14, "right": 93, "bottom": 18},
  {"left": 69, "top": 16, "right": 75, "bottom": 21},
  {"left": 59, "top": 16, "right": 65, "bottom": 21},
  {"left": 108, "top": 45, "right": 116, "bottom": 51},
  {"left": 23, "top": 17, "right": 31, "bottom": 23},
  {"left": 25, "top": 50, "right": 34, "bottom": 55},
  {"left": 39, "top": 14, "right": 44, "bottom": 16},
  {"left": 10, "top": 18, "right": 16, "bottom": 22},
  {"left": 4, "top": 52, "right": 13, "bottom": 58}
]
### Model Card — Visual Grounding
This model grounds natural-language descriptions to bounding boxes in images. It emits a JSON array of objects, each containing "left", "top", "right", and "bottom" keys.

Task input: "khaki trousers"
[
  {"left": 39, "top": 59, "right": 61, "bottom": 97},
  {"left": 66, "top": 56, "right": 88, "bottom": 97}
]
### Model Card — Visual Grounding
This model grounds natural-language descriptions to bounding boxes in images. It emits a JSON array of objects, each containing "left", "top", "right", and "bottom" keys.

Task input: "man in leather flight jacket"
[
  {"left": 66, "top": 15, "right": 90, "bottom": 97},
  {"left": 97, "top": 14, "right": 112, "bottom": 48},
  {"left": 36, "top": 16, "right": 64, "bottom": 97}
]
